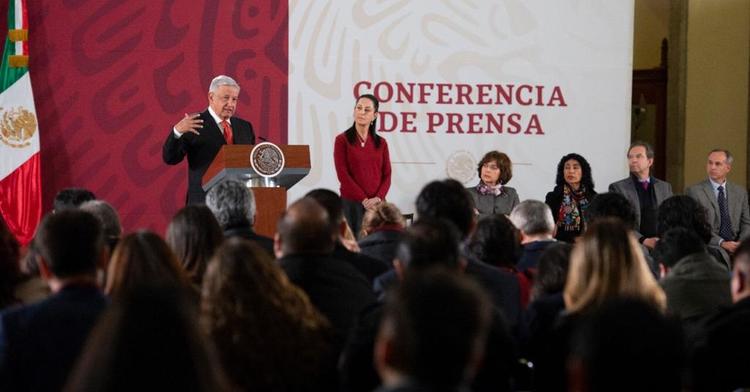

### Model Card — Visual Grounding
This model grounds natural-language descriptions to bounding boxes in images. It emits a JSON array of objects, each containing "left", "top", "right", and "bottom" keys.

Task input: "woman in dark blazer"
[
  {"left": 467, "top": 150, "right": 519, "bottom": 218},
  {"left": 545, "top": 153, "right": 597, "bottom": 243}
]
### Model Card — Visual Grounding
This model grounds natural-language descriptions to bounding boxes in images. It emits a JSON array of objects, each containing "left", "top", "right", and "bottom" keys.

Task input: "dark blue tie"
[{"left": 718, "top": 185, "right": 734, "bottom": 241}]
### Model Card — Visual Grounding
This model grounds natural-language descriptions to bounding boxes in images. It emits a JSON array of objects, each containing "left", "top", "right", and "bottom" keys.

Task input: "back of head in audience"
[
  {"left": 732, "top": 239, "right": 750, "bottom": 303},
  {"left": 564, "top": 218, "right": 666, "bottom": 314},
  {"left": 201, "top": 238, "right": 332, "bottom": 391},
  {"left": 509, "top": 199, "right": 555, "bottom": 239},
  {"left": 53, "top": 187, "right": 96, "bottom": 212},
  {"left": 654, "top": 227, "right": 707, "bottom": 272},
  {"left": 657, "top": 195, "right": 712, "bottom": 243},
  {"left": 78, "top": 200, "right": 122, "bottom": 253},
  {"left": 375, "top": 270, "right": 492, "bottom": 389},
  {"left": 585, "top": 192, "right": 637, "bottom": 229},
  {"left": 65, "top": 286, "right": 230, "bottom": 392},
  {"left": 569, "top": 298, "right": 684, "bottom": 392},
  {"left": 36, "top": 209, "right": 105, "bottom": 282},
  {"left": 360, "top": 201, "right": 405, "bottom": 237},
  {"left": 305, "top": 188, "right": 344, "bottom": 228},
  {"left": 415, "top": 179, "right": 475, "bottom": 239},
  {"left": 466, "top": 214, "right": 521, "bottom": 269},
  {"left": 532, "top": 242, "right": 573, "bottom": 300},
  {"left": 275, "top": 197, "right": 337, "bottom": 257},
  {"left": 166, "top": 205, "right": 224, "bottom": 286},
  {"left": 0, "top": 215, "right": 21, "bottom": 308},
  {"left": 394, "top": 218, "right": 462, "bottom": 276},
  {"left": 205, "top": 180, "right": 256, "bottom": 229},
  {"left": 105, "top": 231, "right": 191, "bottom": 298}
]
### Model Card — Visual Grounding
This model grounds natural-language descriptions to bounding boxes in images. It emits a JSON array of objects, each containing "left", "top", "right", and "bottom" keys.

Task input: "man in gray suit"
[
  {"left": 609, "top": 141, "right": 673, "bottom": 249},
  {"left": 686, "top": 149, "right": 750, "bottom": 255}
]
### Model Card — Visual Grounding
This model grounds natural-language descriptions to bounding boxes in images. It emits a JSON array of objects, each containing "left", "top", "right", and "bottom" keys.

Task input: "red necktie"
[{"left": 221, "top": 120, "right": 233, "bottom": 144}]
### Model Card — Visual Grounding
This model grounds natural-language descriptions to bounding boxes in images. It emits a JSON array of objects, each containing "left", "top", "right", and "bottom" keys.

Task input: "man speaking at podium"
[{"left": 163, "top": 75, "right": 256, "bottom": 205}]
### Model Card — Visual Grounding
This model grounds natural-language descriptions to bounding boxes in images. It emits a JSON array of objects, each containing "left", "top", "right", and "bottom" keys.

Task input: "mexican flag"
[{"left": 0, "top": 0, "right": 41, "bottom": 246}]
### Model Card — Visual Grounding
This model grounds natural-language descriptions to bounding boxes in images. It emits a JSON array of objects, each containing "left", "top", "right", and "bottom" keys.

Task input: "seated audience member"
[
  {"left": 466, "top": 214, "right": 532, "bottom": 307},
  {"left": 406, "top": 178, "right": 522, "bottom": 329},
  {"left": 205, "top": 179, "right": 273, "bottom": 254},
  {"left": 357, "top": 201, "right": 405, "bottom": 265},
  {"left": 585, "top": 192, "right": 657, "bottom": 276},
  {"left": 536, "top": 218, "right": 666, "bottom": 391},
  {"left": 105, "top": 231, "right": 194, "bottom": 300},
  {"left": 545, "top": 153, "right": 597, "bottom": 243},
  {"left": 521, "top": 243, "right": 573, "bottom": 376},
  {"left": 53, "top": 187, "right": 96, "bottom": 212},
  {"left": 466, "top": 150, "right": 520, "bottom": 217},
  {"left": 568, "top": 298, "right": 685, "bottom": 392},
  {"left": 0, "top": 215, "right": 22, "bottom": 309},
  {"left": 685, "top": 149, "right": 750, "bottom": 257},
  {"left": 691, "top": 239, "right": 750, "bottom": 391},
  {"left": 65, "top": 286, "right": 230, "bottom": 392},
  {"left": 655, "top": 228, "right": 731, "bottom": 332},
  {"left": 509, "top": 199, "right": 557, "bottom": 272},
  {"left": 166, "top": 205, "right": 224, "bottom": 286},
  {"left": 201, "top": 238, "right": 335, "bottom": 391},
  {"left": 305, "top": 188, "right": 390, "bottom": 283},
  {"left": 374, "top": 270, "right": 493, "bottom": 392},
  {"left": 275, "top": 197, "right": 375, "bottom": 351},
  {"left": 79, "top": 200, "right": 122, "bottom": 255},
  {"left": 342, "top": 219, "right": 515, "bottom": 392},
  {"left": 0, "top": 210, "right": 108, "bottom": 392},
  {"left": 657, "top": 195, "right": 729, "bottom": 268}
]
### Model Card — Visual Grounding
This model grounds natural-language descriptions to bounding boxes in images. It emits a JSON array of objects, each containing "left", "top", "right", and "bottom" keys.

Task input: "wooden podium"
[{"left": 202, "top": 144, "right": 311, "bottom": 238}]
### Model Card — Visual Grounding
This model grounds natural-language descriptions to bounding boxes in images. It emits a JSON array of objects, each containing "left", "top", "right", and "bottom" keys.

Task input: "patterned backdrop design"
[{"left": 23, "top": 1, "right": 287, "bottom": 233}]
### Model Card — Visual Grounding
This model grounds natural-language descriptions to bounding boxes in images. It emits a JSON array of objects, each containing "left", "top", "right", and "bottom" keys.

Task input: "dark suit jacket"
[
  {"left": 333, "top": 243, "right": 391, "bottom": 284},
  {"left": 517, "top": 240, "right": 556, "bottom": 272},
  {"left": 162, "top": 109, "right": 255, "bottom": 204},
  {"left": 357, "top": 229, "right": 403, "bottom": 266},
  {"left": 279, "top": 253, "right": 375, "bottom": 351},
  {"left": 224, "top": 223, "right": 274, "bottom": 255},
  {"left": 686, "top": 179, "right": 750, "bottom": 247},
  {"left": 608, "top": 176, "right": 673, "bottom": 238},
  {"left": 0, "top": 285, "right": 108, "bottom": 392}
]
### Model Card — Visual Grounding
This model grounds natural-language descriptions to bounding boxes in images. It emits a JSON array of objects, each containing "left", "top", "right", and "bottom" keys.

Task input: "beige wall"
[
  {"left": 684, "top": 0, "right": 749, "bottom": 188},
  {"left": 634, "top": 0, "right": 670, "bottom": 69}
]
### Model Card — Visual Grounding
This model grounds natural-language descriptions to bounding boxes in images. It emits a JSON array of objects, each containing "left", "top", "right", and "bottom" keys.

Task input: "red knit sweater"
[{"left": 333, "top": 132, "right": 391, "bottom": 202}]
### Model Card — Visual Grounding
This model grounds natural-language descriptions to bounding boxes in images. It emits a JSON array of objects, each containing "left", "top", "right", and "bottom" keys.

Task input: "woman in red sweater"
[{"left": 334, "top": 94, "right": 392, "bottom": 238}]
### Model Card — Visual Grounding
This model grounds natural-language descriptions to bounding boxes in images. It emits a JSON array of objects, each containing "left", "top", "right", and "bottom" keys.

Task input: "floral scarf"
[
  {"left": 477, "top": 182, "right": 503, "bottom": 196},
  {"left": 557, "top": 184, "right": 590, "bottom": 233}
]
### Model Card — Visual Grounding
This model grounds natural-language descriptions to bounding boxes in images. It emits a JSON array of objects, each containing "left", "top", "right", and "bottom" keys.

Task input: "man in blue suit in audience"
[{"left": 0, "top": 210, "right": 108, "bottom": 392}]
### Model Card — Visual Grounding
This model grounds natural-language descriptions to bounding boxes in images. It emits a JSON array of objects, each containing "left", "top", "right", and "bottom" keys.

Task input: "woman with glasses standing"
[
  {"left": 467, "top": 150, "right": 519, "bottom": 218},
  {"left": 334, "top": 94, "right": 392, "bottom": 238}
]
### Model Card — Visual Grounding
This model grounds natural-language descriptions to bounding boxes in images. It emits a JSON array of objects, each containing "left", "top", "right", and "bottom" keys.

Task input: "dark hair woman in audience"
[
  {"left": 333, "top": 93, "right": 391, "bottom": 238},
  {"left": 534, "top": 218, "right": 666, "bottom": 391},
  {"left": 357, "top": 201, "right": 405, "bottom": 265},
  {"left": 467, "top": 150, "right": 519, "bottom": 217},
  {"left": 105, "top": 231, "right": 193, "bottom": 299},
  {"left": 166, "top": 205, "right": 224, "bottom": 287},
  {"left": 201, "top": 238, "right": 335, "bottom": 391},
  {"left": 65, "top": 286, "right": 231, "bottom": 391},
  {"left": 0, "top": 215, "right": 21, "bottom": 309},
  {"left": 545, "top": 153, "right": 597, "bottom": 243}
]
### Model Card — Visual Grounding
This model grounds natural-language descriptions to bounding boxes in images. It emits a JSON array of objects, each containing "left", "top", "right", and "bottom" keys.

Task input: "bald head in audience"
[{"left": 274, "top": 197, "right": 338, "bottom": 257}]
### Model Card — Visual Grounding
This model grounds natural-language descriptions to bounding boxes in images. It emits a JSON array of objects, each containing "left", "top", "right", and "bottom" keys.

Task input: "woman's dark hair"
[
  {"left": 531, "top": 242, "right": 573, "bottom": 300},
  {"left": 476, "top": 151, "right": 513, "bottom": 185},
  {"left": 554, "top": 153, "right": 595, "bottom": 190},
  {"left": 345, "top": 94, "right": 382, "bottom": 148},
  {"left": 201, "top": 238, "right": 332, "bottom": 391},
  {"left": 657, "top": 195, "right": 712, "bottom": 244},
  {"left": 166, "top": 205, "right": 224, "bottom": 286},
  {"left": 465, "top": 214, "right": 521, "bottom": 269},
  {"left": 65, "top": 286, "right": 231, "bottom": 391},
  {"left": 0, "top": 215, "right": 21, "bottom": 309}
]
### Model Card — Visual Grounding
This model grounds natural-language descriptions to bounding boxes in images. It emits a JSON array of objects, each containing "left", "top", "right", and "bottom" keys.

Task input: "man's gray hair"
[
  {"left": 78, "top": 200, "right": 122, "bottom": 246},
  {"left": 205, "top": 180, "right": 256, "bottom": 228},
  {"left": 709, "top": 148, "right": 734, "bottom": 165},
  {"left": 509, "top": 200, "right": 555, "bottom": 236},
  {"left": 208, "top": 75, "right": 240, "bottom": 93}
]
